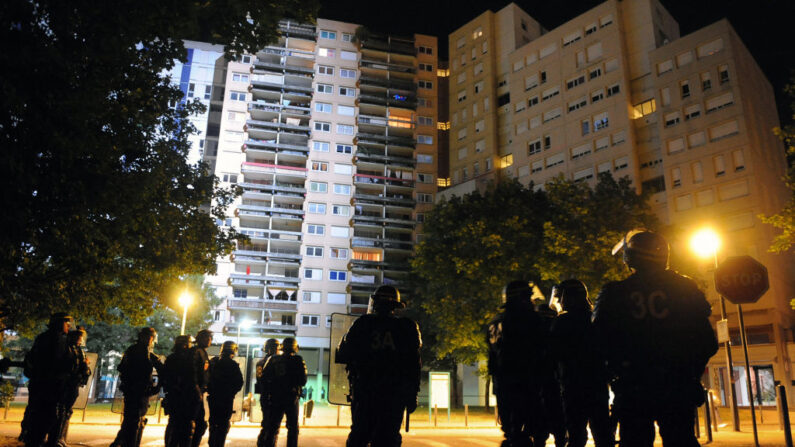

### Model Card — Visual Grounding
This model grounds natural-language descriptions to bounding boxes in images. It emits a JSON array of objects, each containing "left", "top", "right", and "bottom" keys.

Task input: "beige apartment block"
[
  {"left": 203, "top": 19, "right": 441, "bottom": 395},
  {"left": 444, "top": 0, "right": 795, "bottom": 406}
]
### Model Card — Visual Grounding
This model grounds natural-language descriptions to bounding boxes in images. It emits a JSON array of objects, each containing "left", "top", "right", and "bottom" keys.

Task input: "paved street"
[{"left": 1, "top": 421, "right": 793, "bottom": 447}]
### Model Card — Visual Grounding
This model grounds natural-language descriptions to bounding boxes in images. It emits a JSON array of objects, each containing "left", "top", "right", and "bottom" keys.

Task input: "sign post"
[
  {"left": 715, "top": 255, "right": 769, "bottom": 447},
  {"left": 428, "top": 371, "right": 451, "bottom": 423}
]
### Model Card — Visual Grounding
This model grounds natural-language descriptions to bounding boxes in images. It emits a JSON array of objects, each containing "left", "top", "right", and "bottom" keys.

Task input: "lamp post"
[
  {"left": 690, "top": 228, "right": 740, "bottom": 431},
  {"left": 237, "top": 319, "right": 254, "bottom": 345},
  {"left": 178, "top": 290, "right": 193, "bottom": 336}
]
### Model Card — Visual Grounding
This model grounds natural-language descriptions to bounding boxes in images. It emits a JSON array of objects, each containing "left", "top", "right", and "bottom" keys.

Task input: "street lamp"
[
  {"left": 237, "top": 319, "right": 254, "bottom": 344},
  {"left": 178, "top": 290, "right": 193, "bottom": 336},
  {"left": 690, "top": 227, "right": 740, "bottom": 431}
]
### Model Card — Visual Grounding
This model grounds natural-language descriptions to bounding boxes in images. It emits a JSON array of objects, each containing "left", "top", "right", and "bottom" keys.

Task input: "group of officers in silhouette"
[{"left": 17, "top": 229, "right": 717, "bottom": 447}]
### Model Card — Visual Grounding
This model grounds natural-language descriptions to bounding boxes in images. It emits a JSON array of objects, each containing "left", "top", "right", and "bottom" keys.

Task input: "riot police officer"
[
  {"left": 549, "top": 280, "right": 613, "bottom": 447},
  {"left": 111, "top": 327, "right": 163, "bottom": 447},
  {"left": 188, "top": 329, "right": 213, "bottom": 447},
  {"left": 260, "top": 337, "right": 307, "bottom": 447},
  {"left": 255, "top": 338, "right": 280, "bottom": 447},
  {"left": 593, "top": 231, "right": 718, "bottom": 446},
  {"left": 49, "top": 327, "right": 91, "bottom": 447},
  {"left": 533, "top": 296, "right": 565, "bottom": 447},
  {"left": 22, "top": 312, "right": 73, "bottom": 447},
  {"left": 207, "top": 341, "right": 244, "bottom": 447},
  {"left": 336, "top": 285, "right": 422, "bottom": 447},
  {"left": 163, "top": 335, "right": 195, "bottom": 447},
  {"left": 487, "top": 280, "right": 546, "bottom": 447}
]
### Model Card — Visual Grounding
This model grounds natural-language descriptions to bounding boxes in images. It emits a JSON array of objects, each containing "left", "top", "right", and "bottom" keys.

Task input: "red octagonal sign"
[{"left": 715, "top": 255, "right": 769, "bottom": 304}]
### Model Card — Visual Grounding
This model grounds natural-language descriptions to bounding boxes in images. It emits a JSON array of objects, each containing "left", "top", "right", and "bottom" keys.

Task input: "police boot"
[
  {"left": 190, "top": 419, "right": 207, "bottom": 447},
  {"left": 56, "top": 408, "right": 73, "bottom": 447}
]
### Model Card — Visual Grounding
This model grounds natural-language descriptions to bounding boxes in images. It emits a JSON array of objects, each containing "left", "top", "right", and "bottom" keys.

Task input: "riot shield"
[
  {"left": 72, "top": 352, "right": 98, "bottom": 410},
  {"left": 248, "top": 357, "right": 264, "bottom": 423},
  {"left": 110, "top": 354, "right": 164, "bottom": 415},
  {"left": 229, "top": 356, "right": 247, "bottom": 422},
  {"left": 328, "top": 313, "right": 359, "bottom": 406},
  {"left": 110, "top": 389, "right": 160, "bottom": 415}
]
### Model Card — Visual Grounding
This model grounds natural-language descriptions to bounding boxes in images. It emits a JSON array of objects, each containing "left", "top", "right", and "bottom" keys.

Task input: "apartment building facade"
[
  {"left": 201, "top": 19, "right": 440, "bottom": 393},
  {"left": 167, "top": 41, "right": 227, "bottom": 166},
  {"left": 444, "top": 0, "right": 795, "bottom": 406}
]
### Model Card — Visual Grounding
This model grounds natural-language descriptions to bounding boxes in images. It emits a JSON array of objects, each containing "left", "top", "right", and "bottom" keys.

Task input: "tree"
[
  {"left": 538, "top": 173, "right": 659, "bottom": 291},
  {"left": 0, "top": 0, "right": 319, "bottom": 333},
  {"left": 409, "top": 175, "right": 659, "bottom": 369},
  {"left": 760, "top": 73, "right": 795, "bottom": 253},
  {"left": 409, "top": 180, "right": 550, "bottom": 365}
]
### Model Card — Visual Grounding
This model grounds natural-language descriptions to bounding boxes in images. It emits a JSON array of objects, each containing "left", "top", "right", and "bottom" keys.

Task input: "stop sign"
[{"left": 714, "top": 255, "right": 769, "bottom": 304}]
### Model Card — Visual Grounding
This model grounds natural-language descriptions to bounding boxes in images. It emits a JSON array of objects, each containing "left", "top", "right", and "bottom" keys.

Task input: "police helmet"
[
  {"left": 368, "top": 285, "right": 404, "bottom": 313},
  {"left": 263, "top": 338, "right": 280, "bottom": 355},
  {"left": 48, "top": 312, "right": 73, "bottom": 329},
  {"left": 552, "top": 279, "right": 590, "bottom": 313},
  {"left": 221, "top": 341, "right": 238, "bottom": 356},
  {"left": 614, "top": 230, "right": 668, "bottom": 270},
  {"left": 195, "top": 329, "right": 213, "bottom": 347},
  {"left": 501, "top": 280, "right": 544, "bottom": 305},
  {"left": 67, "top": 327, "right": 87, "bottom": 346},
  {"left": 138, "top": 327, "right": 157, "bottom": 345},
  {"left": 281, "top": 337, "right": 299, "bottom": 354},
  {"left": 173, "top": 335, "right": 193, "bottom": 352}
]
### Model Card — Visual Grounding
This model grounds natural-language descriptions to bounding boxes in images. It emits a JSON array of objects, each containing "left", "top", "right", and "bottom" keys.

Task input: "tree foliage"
[
  {"left": 0, "top": 0, "right": 319, "bottom": 333},
  {"left": 760, "top": 73, "right": 795, "bottom": 253},
  {"left": 409, "top": 175, "right": 658, "bottom": 364}
]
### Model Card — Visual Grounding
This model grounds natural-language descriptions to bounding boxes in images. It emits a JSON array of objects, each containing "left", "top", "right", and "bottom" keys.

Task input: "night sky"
[{"left": 319, "top": 0, "right": 794, "bottom": 124}]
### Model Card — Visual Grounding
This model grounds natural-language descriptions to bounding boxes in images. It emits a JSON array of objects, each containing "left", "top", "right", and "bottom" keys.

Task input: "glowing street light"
[
  {"left": 178, "top": 290, "right": 193, "bottom": 336},
  {"left": 689, "top": 227, "right": 740, "bottom": 431},
  {"left": 237, "top": 319, "right": 255, "bottom": 344},
  {"left": 690, "top": 228, "right": 721, "bottom": 262}
]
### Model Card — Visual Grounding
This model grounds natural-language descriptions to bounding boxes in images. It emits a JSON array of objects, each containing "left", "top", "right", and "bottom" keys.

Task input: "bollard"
[
  {"left": 3, "top": 401, "right": 9, "bottom": 420},
  {"left": 434, "top": 404, "right": 438, "bottom": 427},
  {"left": 464, "top": 404, "right": 468, "bottom": 428},
  {"left": 302, "top": 402, "right": 307, "bottom": 426},
  {"left": 157, "top": 403, "right": 162, "bottom": 424},
  {"left": 708, "top": 392, "right": 718, "bottom": 432},
  {"left": 778, "top": 385, "right": 793, "bottom": 447},
  {"left": 336, "top": 405, "right": 341, "bottom": 427},
  {"left": 82, "top": 407, "right": 87, "bottom": 422},
  {"left": 495, "top": 405, "right": 499, "bottom": 426},
  {"left": 703, "top": 389, "right": 712, "bottom": 443},
  {"left": 694, "top": 406, "right": 700, "bottom": 439}
]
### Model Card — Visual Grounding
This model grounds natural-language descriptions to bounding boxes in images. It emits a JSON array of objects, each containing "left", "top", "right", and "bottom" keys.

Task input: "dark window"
[{"left": 497, "top": 93, "right": 510, "bottom": 107}]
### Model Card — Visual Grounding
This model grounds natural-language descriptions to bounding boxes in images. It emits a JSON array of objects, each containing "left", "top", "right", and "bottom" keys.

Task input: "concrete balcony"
[
  {"left": 225, "top": 321, "right": 297, "bottom": 334},
  {"left": 226, "top": 298, "right": 298, "bottom": 312}
]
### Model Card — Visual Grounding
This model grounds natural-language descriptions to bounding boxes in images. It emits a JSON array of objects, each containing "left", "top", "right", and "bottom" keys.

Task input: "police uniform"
[
  {"left": 337, "top": 312, "right": 422, "bottom": 447},
  {"left": 594, "top": 268, "right": 718, "bottom": 446},
  {"left": 113, "top": 333, "right": 163, "bottom": 447},
  {"left": 549, "top": 282, "right": 613, "bottom": 447},
  {"left": 50, "top": 331, "right": 91, "bottom": 447},
  {"left": 207, "top": 351, "right": 243, "bottom": 447},
  {"left": 162, "top": 339, "right": 196, "bottom": 447},
  {"left": 487, "top": 287, "right": 546, "bottom": 447},
  {"left": 255, "top": 341, "right": 278, "bottom": 447},
  {"left": 533, "top": 302, "right": 566, "bottom": 447},
  {"left": 188, "top": 343, "right": 210, "bottom": 447},
  {"left": 260, "top": 347, "right": 307, "bottom": 447},
  {"left": 22, "top": 314, "right": 73, "bottom": 447}
]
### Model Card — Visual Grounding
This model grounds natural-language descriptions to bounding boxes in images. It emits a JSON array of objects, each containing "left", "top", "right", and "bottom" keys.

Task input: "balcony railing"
[
  {"left": 253, "top": 60, "right": 314, "bottom": 76},
  {"left": 360, "top": 38, "right": 416, "bottom": 56},
  {"left": 246, "top": 119, "right": 310, "bottom": 134},
  {"left": 356, "top": 132, "right": 416, "bottom": 148},
  {"left": 354, "top": 173, "right": 415, "bottom": 188},
  {"left": 227, "top": 298, "right": 298, "bottom": 311},
  {"left": 355, "top": 151, "right": 415, "bottom": 169},
  {"left": 248, "top": 101, "right": 311, "bottom": 116},
  {"left": 239, "top": 180, "right": 306, "bottom": 194},
  {"left": 250, "top": 79, "right": 314, "bottom": 94},
  {"left": 226, "top": 321, "right": 298, "bottom": 333},
  {"left": 353, "top": 192, "right": 415, "bottom": 207},
  {"left": 360, "top": 60, "right": 416, "bottom": 74},
  {"left": 358, "top": 75, "right": 416, "bottom": 92},
  {"left": 358, "top": 93, "right": 417, "bottom": 109},
  {"left": 241, "top": 161, "right": 307, "bottom": 178}
]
